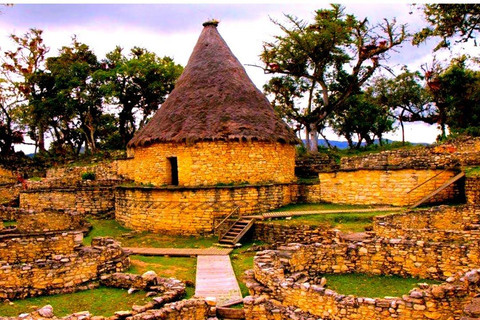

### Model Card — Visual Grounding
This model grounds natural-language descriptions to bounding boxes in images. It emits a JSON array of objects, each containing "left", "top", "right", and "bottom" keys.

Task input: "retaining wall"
[
  {"left": 20, "top": 186, "right": 115, "bottom": 218},
  {"left": 318, "top": 169, "right": 460, "bottom": 206},
  {"left": 115, "top": 184, "right": 296, "bottom": 235}
]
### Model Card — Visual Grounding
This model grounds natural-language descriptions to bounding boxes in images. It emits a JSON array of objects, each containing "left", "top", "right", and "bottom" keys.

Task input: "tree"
[
  {"left": 45, "top": 38, "right": 104, "bottom": 154},
  {"left": 413, "top": 4, "right": 480, "bottom": 51},
  {"left": 96, "top": 47, "right": 183, "bottom": 148},
  {"left": 0, "top": 28, "right": 49, "bottom": 155},
  {"left": 368, "top": 68, "right": 433, "bottom": 144},
  {"left": 433, "top": 57, "right": 480, "bottom": 137},
  {"left": 260, "top": 4, "right": 406, "bottom": 152},
  {"left": 329, "top": 91, "right": 394, "bottom": 149}
]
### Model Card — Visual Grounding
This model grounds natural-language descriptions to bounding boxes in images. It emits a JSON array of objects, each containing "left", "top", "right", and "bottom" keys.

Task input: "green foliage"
[
  {"left": 262, "top": 4, "right": 406, "bottom": 152},
  {"left": 465, "top": 166, "right": 480, "bottom": 177},
  {"left": 325, "top": 273, "right": 440, "bottom": 298},
  {"left": 95, "top": 46, "right": 184, "bottom": 148},
  {"left": 413, "top": 4, "right": 480, "bottom": 51},
  {"left": 81, "top": 172, "right": 96, "bottom": 181},
  {"left": 0, "top": 286, "right": 151, "bottom": 317}
]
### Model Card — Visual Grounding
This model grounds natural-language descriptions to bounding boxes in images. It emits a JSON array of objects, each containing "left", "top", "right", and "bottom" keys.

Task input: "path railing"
[{"left": 214, "top": 206, "right": 240, "bottom": 240}]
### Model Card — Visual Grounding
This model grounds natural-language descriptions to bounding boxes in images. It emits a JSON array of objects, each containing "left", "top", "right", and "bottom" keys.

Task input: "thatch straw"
[{"left": 128, "top": 22, "right": 298, "bottom": 148}]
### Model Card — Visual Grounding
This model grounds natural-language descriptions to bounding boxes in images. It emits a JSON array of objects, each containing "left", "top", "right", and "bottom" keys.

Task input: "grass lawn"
[
  {"left": 272, "top": 203, "right": 379, "bottom": 212},
  {"left": 267, "top": 211, "right": 394, "bottom": 232},
  {"left": 83, "top": 219, "right": 216, "bottom": 248},
  {"left": 128, "top": 255, "right": 196, "bottom": 298},
  {"left": 325, "top": 273, "right": 440, "bottom": 298},
  {"left": 0, "top": 287, "right": 151, "bottom": 317}
]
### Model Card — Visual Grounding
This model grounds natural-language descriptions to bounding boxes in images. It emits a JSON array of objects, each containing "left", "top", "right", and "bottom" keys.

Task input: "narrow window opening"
[{"left": 167, "top": 157, "right": 179, "bottom": 186}]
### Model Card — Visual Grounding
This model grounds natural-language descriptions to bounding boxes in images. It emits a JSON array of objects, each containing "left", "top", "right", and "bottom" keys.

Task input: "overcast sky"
[{"left": 0, "top": 3, "right": 470, "bottom": 148}]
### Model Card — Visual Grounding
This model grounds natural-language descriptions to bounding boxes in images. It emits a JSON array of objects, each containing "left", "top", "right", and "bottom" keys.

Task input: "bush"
[{"left": 81, "top": 172, "right": 96, "bottom": 181}]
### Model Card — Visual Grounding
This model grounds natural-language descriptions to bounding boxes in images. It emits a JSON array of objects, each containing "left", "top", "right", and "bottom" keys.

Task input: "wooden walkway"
[
  {"left": 260, "top": 207, "right": 403, "bottom": 219},
  {"left": 124, "top": 247, "right": 232, "bottom": 256},
  {"left": 195, "top": 255, "right": 243, "bottom": 307}
]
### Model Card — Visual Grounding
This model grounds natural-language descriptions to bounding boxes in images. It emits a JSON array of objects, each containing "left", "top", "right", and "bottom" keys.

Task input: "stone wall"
[
  {"left": 0, "top": 183, "right": 21, "bottom": 206},
  {"left": 279, "top": 241, "right": 480, "bottom": 280},
  {"left": 251, "top": 249, "right": 480, "bottom": 320},
  {"left": 318, "top": 169, "right": 460, "bottom": 206},
  {"left": 20, "top": 186, "right": 115, "bottom": 218},
  {"left": 295, "top": 153, "right": 337, "bottom": 177},
  {"left": 374, "top": 205, "right": 480, "bottom": 242},
  {"left": 121, "top": 141, "right": 295, "bottom": 187},
  {"left": 0, "top": 231, "right": 82, "bottom": 264},
  {"left": 466, "top": 176, "right": 480, "bottom": 205},
  {"left": 253, "top": 221, "right": 340, "bottom": 247},
  {"left": 115, "top": 184, "right": 295, "bottom": 235},
  {"left": 0, "top": 237, "right": 129, "bottom": 300},
  {"left": 339, "top": 138, "right": 480, "bottom": 170},
  {"left": 14, "top": 210, "right": 86, "bottom": 233},
  {"left": 46, "top": 161, "right": 123, "bottom": 182}
]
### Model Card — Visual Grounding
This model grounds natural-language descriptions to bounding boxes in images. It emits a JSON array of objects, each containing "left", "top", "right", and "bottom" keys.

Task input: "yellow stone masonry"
[
  {"left": 319, "top": 169, "right": 458, "bottom": 206},
  {"left": 119, "top": 141, "right": 295, "bottom": 187}
]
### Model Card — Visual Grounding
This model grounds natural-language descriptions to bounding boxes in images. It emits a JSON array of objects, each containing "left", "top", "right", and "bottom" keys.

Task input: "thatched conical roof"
[{"left": 128, "top": 21, "right": 298, "bottom": 148}]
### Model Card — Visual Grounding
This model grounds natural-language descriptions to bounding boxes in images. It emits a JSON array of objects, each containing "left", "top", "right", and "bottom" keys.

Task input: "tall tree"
[
  {"left": 413, "top": 4, "right": 480, "bottom": 50},
  {"left": 46, "top": 38, "right": 103, "bottom": 154},
  {"left": 260, "top": 4, "right": 406, "bottom": 152},
  {"left": 0, "top": 28, "right": 48, "bottom": 154},
  {"left": 96, "top": 47, "right": 183, "bottom": 148}
]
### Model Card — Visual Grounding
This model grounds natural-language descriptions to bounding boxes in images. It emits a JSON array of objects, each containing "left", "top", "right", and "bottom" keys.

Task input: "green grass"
[
  {"left": 3, "top": 220, "right": 17, "bottom": 227},
  {"left": 0, "top": 286, "right": 151, "bottom": 317},
  {"left": 231, "top": 240, "right": 260, "bottom": 297},
  {"left": 267, "top": 211, "right": 393, "bottom": 232},
  {"left": 272, "top": 203, "right": 377, "bottom": 212},
  {"left": 325, "top": 273, "right": 440, "bottom": 298},
  {"left": 128, "top": 255, "right": 196, "bottom": 299},
  {"left": 84, "top": 219, "right": 216, "bottom": 248},
  {"left": 465, "top": 166, "right": 480, "bottom": 177}
]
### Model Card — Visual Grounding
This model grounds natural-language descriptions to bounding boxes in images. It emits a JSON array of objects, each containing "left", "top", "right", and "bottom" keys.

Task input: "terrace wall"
[
  {"left": 318, "top": 169, "right": 460, "bottom": 206},
  {"left": 115, "top": 184, "right": 296, "bottom": 235},
  {"left": 20, "top": 185, "right": 115, "bottom": 218}
]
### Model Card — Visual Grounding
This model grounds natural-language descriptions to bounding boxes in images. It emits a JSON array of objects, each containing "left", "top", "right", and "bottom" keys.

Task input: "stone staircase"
[{"left": 218, "top": 217, "right": 255, "bottom": 245}]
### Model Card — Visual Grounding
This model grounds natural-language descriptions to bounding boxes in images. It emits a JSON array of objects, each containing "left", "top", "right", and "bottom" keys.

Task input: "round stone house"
[{"left": 116, "top": 21, "right": 298, "bottom": 235}]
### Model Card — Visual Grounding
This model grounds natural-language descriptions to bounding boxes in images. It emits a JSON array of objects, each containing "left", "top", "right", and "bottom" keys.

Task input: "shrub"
[{"left": 81, "top": 172, "right": 96, "bottom": 180}]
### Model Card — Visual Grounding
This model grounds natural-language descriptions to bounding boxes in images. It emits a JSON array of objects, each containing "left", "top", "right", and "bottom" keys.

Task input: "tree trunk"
[{"left": 308, "top": 126, "right": 318, "bottom": 153}]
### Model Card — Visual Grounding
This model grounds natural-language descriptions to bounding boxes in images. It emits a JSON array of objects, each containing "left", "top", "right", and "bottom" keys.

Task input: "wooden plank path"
[
  {"left": 124, "top": 247, "right": 232, "bottom": 256},
  {"left": 260, "top": 207, "right": 403, "bottom": 219},
  {"left": 195, "top": 255, "right": 243, "bottom": 307}
]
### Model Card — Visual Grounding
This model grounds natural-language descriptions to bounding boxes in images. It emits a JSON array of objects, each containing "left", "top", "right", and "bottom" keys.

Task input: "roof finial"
[{"left": 203, "top": 19, "right": 219, "bottom": 27}]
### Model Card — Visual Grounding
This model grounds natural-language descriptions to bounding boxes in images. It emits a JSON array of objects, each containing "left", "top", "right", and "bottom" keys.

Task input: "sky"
[{"left": 0, "top": 2, "right": 471, "bottom": 151}]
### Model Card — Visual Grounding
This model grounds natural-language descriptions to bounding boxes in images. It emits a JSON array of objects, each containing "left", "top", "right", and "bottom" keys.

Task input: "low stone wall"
[
  {"left": 295, "top": 153, "right": 337, "bottom": 177},
  {"left": 0, "top": 231, "right": 83, "bottom": 264},
  {"left": 115, "top": 184, "right": 296, "bottom": 235},
  {"left": 0, "top": 183, "right": 21, "bottom": 206},
  {"left": 318, "top": 169, "right": 460, "bottom": 206},
  {"left": 0, "top": 237, "right": 130, "bottom": 300},
  {"left": 0, "top": 166, "right": 16, "bottom": 184},
  {"left": 279, "top": 240, "right": 479, "bottom": 280},
  {"left": 20, "top": 186, "right": 115, "bottom": 218},
  {"left": 0, "top": 206, "right": 23, "bottom": 221},
  {"left": 46, "top": 161, "right": 123, "bottom": 182},
  {"left": 253, "top": 221, "right": 340, "bottom": 247},
  {"left": 14, "top": 210, "right": 87, "bottom": 233},
  {"left": 374, "top": 205, "right": 480, "bottom": 242},
  {"left": 251, "top": 249, "right": 480, "bottom": 320}
]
